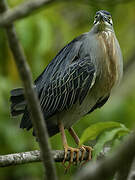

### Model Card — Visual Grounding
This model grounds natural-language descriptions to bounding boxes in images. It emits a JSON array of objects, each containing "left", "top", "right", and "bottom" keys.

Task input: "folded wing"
[{"left": 39, "top": 57, "right": 96, "bottom": 118}]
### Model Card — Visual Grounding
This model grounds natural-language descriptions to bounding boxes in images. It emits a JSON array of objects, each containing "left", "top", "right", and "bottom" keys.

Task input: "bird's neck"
[{"left": 91, "top": 23, "right": 114, "bottom": 34}]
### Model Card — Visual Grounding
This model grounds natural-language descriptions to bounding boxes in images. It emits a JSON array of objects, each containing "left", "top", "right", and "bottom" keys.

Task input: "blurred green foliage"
[
  {"left": 79, "top": 121, "right": 128, "bottom": 145},
  {"left": 0, "top": 0, "right": 135, "bottom": 179}
]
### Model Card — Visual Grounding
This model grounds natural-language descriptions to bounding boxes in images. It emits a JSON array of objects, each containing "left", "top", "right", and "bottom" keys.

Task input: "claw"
[
  {"left": 80, "top": 145, "right": 93, "bottom": 166},
  {"left": 62, "top": 144, "right": 80, "bottom": 172},
  {"left": 62, "top": 144, "right": 93, "bottom": 171}
]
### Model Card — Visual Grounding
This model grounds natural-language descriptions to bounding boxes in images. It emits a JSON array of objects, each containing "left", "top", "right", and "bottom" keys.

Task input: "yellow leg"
[
  {"left": 68, "top": 127, "right": 80, "bottom": 145},
  {"left": 58, "top": 121, "right": 80, "bottom": 171}
]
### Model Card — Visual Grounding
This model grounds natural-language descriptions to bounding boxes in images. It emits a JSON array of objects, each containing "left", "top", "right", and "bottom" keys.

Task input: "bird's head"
[{"left": 93, "top": 10, "right": 113, "bottom": 32}]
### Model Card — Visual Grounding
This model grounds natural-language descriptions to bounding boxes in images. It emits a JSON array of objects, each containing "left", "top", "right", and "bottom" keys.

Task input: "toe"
[
  {"left": 63, "top": 145, "right": 68, "bottom": 164},
  {"left": 76, "top": 149, "right": 80, "bottom": 163},
  {"left": 70, "top": 148, "right": 74, "bottom": 163},
  {"left": 80, "top": 145, "right": 93, "bottom": 162},
  {"left": 80, "top": 146, "right": 86, "bottom": 161},
  {"left": 62, "top": 145, "right": 81, "bottom": 171}
]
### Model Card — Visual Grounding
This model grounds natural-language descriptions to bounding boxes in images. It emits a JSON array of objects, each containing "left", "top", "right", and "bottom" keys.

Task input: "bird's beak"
[{"left": 97, "top": 13, "right": 106, "bottom": 23}]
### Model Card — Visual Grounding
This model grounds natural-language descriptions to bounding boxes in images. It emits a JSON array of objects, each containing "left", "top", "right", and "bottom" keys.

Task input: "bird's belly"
[{"left": 58, "top": 90, "right": 99, "bottom": 128}]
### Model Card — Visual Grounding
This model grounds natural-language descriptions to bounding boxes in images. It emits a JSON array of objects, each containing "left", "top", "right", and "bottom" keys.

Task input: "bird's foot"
[
  {"left": 79, "top": 145, "right": 93, "bottom": 165},
  {"left": 63, "top": 144, "right": 80, "bottom": 172},
  {"left": 62, "top": 144, "right": 93, "bottom": 172}
]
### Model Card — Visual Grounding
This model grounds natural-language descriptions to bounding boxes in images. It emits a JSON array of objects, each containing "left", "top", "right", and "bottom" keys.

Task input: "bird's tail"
[
  {"left": 10, "top": 88, "right": 59, "bottom": 137},
  {"left": 10, "top": 88, "right": 33, "bottom": 131},
  {"left": 10, "top": 88, "right": 26, "bottom": 116}
]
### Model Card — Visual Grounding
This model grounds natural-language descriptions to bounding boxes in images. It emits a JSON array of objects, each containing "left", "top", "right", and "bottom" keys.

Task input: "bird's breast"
[{"left": 96, "top": 30, "right": 123, "bottom": 93}]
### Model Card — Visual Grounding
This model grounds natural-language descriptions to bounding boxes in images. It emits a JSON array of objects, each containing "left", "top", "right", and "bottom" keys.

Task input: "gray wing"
[{"left": 39, "top": 56, "right": 96, "bottom": 119}]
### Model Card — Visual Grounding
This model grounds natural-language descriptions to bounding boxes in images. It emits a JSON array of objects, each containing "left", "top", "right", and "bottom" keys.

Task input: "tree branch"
[
  {"left": 0, "top": 145, "right": 111, "bottom": 168},
  {"left": 0, "top": 150, "right": 41, "bottom": 167},
  {"left": 0, "top": 150, "right": 90, "bottom": 167},
  {"left": 0, "top": 0, "right": 56, "bottom": 27},
  {"left": 75, "top": 133, "right": 135, "bottom": 180},
  {"left": 0, "top": 1, "right": 57, "bottom": 180}
]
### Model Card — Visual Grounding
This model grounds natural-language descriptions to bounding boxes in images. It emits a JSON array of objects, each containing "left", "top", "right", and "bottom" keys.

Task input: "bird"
[{"left": 10, "top": 10, "right": 123, "bottom": 169}]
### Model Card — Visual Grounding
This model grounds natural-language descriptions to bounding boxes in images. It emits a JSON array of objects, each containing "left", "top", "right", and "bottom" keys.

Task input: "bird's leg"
[
  {"left": 68, "top": 127, "right": 80, "bottom": 145},
  {"left": 58, "top": 121, "right": 80, "bottom": 171},
  {"left": 68, "top": 127, "right": 93, "bottom": 162}
]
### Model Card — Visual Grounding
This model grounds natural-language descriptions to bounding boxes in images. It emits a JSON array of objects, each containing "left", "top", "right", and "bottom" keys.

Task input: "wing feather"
[{"left": 39, "top": 57, "right": 96, "bottom": 118}]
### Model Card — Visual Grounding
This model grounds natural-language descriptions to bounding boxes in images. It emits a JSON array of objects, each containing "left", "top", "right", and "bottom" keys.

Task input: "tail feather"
[
  {"left": 10, "top": 88, "right": 24, "bottom": 96},
  {"left": 10, "top": 87, "right": 60, "bottom": 137},
  {"left": 11, "top": 101, "right": 26, "bottom": 111},
  {"left": 10, "top": 88, "right": 26, "bottom": 116},
  {"left": 20, "top": 109, "right": 32, "bottom": 130},
  {"left": 11, "top": 109, "right": 25, "bottom": 116},
  {"left": 10, "top": 95, "right": 25, "bottom": 105},
  {"left": 10, "top": 88, "right": 33, "bottom": 130}
]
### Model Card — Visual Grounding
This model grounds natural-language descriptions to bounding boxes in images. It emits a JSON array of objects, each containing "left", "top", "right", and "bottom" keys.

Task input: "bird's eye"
[
  {"left": 95, "top": 15, "right": 98, "bottom": 19},
  {"left": 108, "top": 16, "right": 111, "bottom": 20}
]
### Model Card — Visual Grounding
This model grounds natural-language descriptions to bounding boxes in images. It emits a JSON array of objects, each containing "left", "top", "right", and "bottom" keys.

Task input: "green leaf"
[
  {"left": 92, "top": 126, "right": 129, "bottom": 159},
  {"left": 79, "top": 121, "right": 123, "bottom": 145}
]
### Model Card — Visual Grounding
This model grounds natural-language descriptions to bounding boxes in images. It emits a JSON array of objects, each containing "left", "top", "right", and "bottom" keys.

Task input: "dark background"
[{"left": 0, "top": 0, "right": 135, "bottom": 179}]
